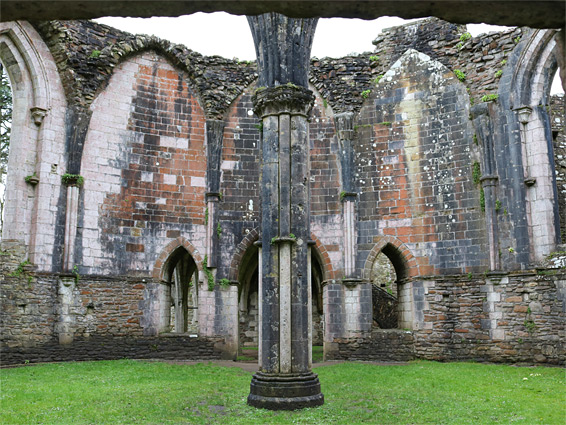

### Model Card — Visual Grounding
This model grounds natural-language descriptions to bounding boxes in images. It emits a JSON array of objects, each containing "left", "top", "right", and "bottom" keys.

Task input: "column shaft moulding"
[{"left": 247, "top": 13, "right": 324, "bottom": 410}]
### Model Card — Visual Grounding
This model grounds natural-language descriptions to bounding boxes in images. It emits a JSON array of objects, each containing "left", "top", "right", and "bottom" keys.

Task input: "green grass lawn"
[{"left": 1, "top": 360, "right": 564, "bottom": 424}]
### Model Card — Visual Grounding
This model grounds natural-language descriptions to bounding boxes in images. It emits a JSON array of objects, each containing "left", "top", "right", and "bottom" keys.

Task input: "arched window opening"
[
  {"left": 0, "top": 64, "right": 12, "bottom": 234},
  {"left": 237, "top": 243, "right": 326, "bottom": 362},
  {"left": 238, "top": 243, "right": 259, "bottom": 351},
  {"left": 310, "top": 248, "right": 324, "bottom": 347},
  {"left": 550, "top": 69, "right": 565, "bottom": 243},
  {"left": 370, "top": 244, "right": 411, "bottom": 330},
  {"left": 163, "top": 247, "right": 198, "bottom": 333}
]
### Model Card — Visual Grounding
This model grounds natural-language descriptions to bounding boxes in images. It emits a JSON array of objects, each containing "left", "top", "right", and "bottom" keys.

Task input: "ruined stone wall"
[
  {"left": 77, "top": 51, "right": 207, "bottom": 275},
  {"left": 328, "top": 272, "right": 565, "bottom": 365},
  {"left": 1, "top": 18, "right": 564, "bottom": 365},
  {"left": 551, "top": 94, "right": 566, "bottom": 243}
]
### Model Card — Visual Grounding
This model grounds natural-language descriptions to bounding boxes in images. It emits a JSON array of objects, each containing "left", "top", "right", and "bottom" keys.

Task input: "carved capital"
[
  {"left": 30, "top": 107, "right": 47, "bottom": 126},
  {"left": 252, "top": 85, "right": 315, "bottom": 118},
  {"left": 514, "top": 106, "right": 532, "bottom": 125}
]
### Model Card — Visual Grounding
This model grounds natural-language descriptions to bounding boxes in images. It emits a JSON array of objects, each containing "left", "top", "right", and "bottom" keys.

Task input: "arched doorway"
[
  {"left": 162, "top": 247, "right": 198, "bottom": 333},
  {"left": 236, "top": 239, "right": 326, "bottom": 361},
  {"left": 369, "top": 242, "right": 411, "bottom": 330}
]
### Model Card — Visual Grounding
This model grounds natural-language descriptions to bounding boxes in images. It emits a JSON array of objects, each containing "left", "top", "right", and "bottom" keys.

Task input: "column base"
[{"left": 247, "top": 371, "right": 324, "bottom": 410}]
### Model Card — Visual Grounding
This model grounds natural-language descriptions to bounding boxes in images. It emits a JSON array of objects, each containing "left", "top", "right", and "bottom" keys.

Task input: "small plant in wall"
[
  {"left": 481, "top": 94, "right": 499, "bottom": 103},
  {"left": 494, "top": 70, "right": 503, "bottom": 79},
  {"left": 524, "top": 307, "right": 536, "bottom": 334},
  {"left": 369, "top": 55, "right": 379, "bottom": 62},
  {"left": 361, "top": 89, "right": 371, "bottom": 99},
  {"left": 202, "top": 255, "right": 215, "bottom": 291},
  {"left": 218, "top": 278, "right": 231, "bottom": 287},
  {"left": 459, "top": 32, "right": 472, "bottom": 42},
  {"left": 374, "top": 75, "right": 384, "bottom": 84},
  {"left": 61, "top": 173, "right": 84, "bottom": 187},
  {"left": 24, "top": 173, "right": 39, "bottom": 186},
  {"left": 454, "top": 69, "right": 466, "bottom": 82},
  {"left": 72, "top": 265, "right": 80, "bottom": 284}
]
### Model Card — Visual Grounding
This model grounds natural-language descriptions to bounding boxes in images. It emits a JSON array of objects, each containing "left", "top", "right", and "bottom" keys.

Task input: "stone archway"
[{"left": 0, "top": 21, "right": 67, "bottom": 270}]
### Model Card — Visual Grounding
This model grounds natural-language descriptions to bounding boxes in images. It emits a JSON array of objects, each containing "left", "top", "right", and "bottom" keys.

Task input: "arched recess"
[
  {"left": 79, "top": 49, "right": 207, "bottom": 276},
  {"left": 152, "top": 238, "right": 203, "bottom": 334},
  {"left": 364, "top": 236, "right": 416, "bottom": 329},
  {"left": 153, "top": 237, "right": 203, "bottom": 280},
  {"left": 0, "top": 21, "right": 67, "bottom": 270},
  {"left": 232, "top": 229, "right": 329, "bottom": 351},
  {"left": 509, "top": 29, "right": 564, "bottom": 260}
]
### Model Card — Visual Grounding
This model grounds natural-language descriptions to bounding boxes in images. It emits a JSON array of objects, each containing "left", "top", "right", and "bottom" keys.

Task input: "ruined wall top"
[
  {"left": 34, "top": 18, "right": 554, "bottom": 117},
  {"left": 35, "top": 20, "right": 258, "bottom": 119},
  {"left": 310, "top": 17, "right": 526, "bottom": 113}
]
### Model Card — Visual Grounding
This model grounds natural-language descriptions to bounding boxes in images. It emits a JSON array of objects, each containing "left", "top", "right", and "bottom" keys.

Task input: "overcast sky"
[{"left": 95, "top": 13, "right": 509, "bottom": 60}]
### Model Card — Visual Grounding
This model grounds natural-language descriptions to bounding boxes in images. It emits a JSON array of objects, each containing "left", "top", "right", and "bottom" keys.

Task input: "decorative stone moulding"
[
  {"left": 342, "top": 277, "right": 363, "bottom": 287},
  {"left": 205, "top": 192, "right": 221, "bottom": 201},
  {"left": 515, "top": 106, "right": 533, "bottom": 124},
  {"left": 480, "top": 174, "right": 499, "bottom": 187},
  {"left": 24, "top": 174, "right": 39, "bottom": 186},
  {"left": 340, "top": 191, "right": 358, "bottom": 202},
  {"left": 61, "top": 174, "right": 84, "bottom": 187},
  {"left": 252, "top": 85, "right": 315, "bottom": 118},
  {"left": 524, "top": 177, "right": 537, "bottom": 186},
  {"left": 30, "top": 106, "right": 47, "bottom": 126}
]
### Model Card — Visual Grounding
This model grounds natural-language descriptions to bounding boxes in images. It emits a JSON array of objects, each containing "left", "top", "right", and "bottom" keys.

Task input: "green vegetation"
[
  {"left": 361, "top": 89, "right": 371, "bottom": 99},
  {"left": 460, "top": 32, "right": 472, "bottom": 42},
  {"left": 495, "top": 199, "right": 502, "bottom": 212},
  {"left": 89, "top": 50, "right": 101, "bottom": 58},
  {"left": 374, "top": 75, "right": 383, "bottom": 84},
  {"left": 480, "top": 188, "right": 485, "bottom": 212},
  {"left": 8, "top": 260, "right": 31, "bottom": 280},
  {"left": 216, "top": 222, "right": 222, "bottom": 238},
  {"left": 1, "top": 360, "right": 564, "bottom": 424},
  {"left": 72, "top": 265, "right": 80, "bottom": 284},
  {"left": 61, "top": 173, "right": 84, "bottom": 187},
  {"left": 218, "top": 278, "right": 231, "bottom": 287},
  {"left": 369, "top": 55, "right": 379, "bottom": 62},
  {"left": 473, "top": 134, "right": 478, "bottom": 145},
  {"left": 514, "top": 36, "right": 522, "bottom": 44},
  {"left": 454, "top": 69, "right": 466, "bottom": 82},
  {"left": 322, "top": 98, "right": 328, "bottom": 108},
  {"left": 494, "top": 70, "right": 503, "bottom": 79},
  {"left": 24, "top": 173, "right": 38, "bottom": 184},
  {"left": 379, "top": 121, "right": 392, "bottom": 126},
  {"left": 501, "top": 59, "right": 507, "bottom": 66},
  {"left": 202, "top": 255, "right": 215, "bottom": 291},
  {"left": 472, "top": 162, "right": 481, "bottom": 185},
  {"left": 204, "top": 207, "right": 209, "bottom": 225},
  {"left": 254, "top": 123, "right": 263, "bottom": 131},
  {"left": 481, "top": 94, "right": 499, "bottom": 103}
]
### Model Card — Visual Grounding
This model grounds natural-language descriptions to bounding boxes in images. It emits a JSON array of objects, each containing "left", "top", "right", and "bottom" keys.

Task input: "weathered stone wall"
[
  {"left": 0, "top": 242, "right": 223, "bottom": 365},
  {"left": 1, "top": 18, "right": 564, "bottom": 365},
  {"left": 328, "top": 272, "right": 565, "bottom": 365},
  {"left": 551, "top": 94, "right": 566, "bottom": 243}
]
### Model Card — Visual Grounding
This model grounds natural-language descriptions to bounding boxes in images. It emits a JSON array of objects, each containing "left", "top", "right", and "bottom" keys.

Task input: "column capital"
[{"left": 252, "top": 85, "right": 315, "bottom": 118}]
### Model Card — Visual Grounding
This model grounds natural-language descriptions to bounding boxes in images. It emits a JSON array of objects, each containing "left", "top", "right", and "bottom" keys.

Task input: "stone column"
[
  {"left": 247, "top": 13, "right": 323, "bottom": 410},
  {"left": 205, "top": 119, "right": 225, "bottom": 268},
  {"left": 472, "top": 104, "right": 500, "bottom": 271},
  {"left": 335, "top": 112, "right": 358, "bottom": 279},
  {"left": 62, "top": 181, "right": 80, "bottom": 272}
]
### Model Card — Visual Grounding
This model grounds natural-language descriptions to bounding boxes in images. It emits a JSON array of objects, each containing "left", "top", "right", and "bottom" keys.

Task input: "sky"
[
  {"left": 95, "top": 13, "right": 508, "bottom": 60},
  {"left": 95, "top": 12, "right": 562, "bottom": 94}
]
